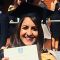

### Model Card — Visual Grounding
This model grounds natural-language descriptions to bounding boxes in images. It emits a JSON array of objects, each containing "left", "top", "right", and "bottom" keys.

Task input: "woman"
[{"left": 2, "top": 12, "right": 44, "bottom": 60}]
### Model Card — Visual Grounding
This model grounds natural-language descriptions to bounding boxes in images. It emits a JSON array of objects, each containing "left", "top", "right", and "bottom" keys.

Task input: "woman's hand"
[
  {"left": 2, "top": 57, "right": 9, "bottom": 60},
  {"left": 1, "top": 45, "right": 9, "bottom": 50},
  {"left": 1, "top": 46, "right": 9, "bottom": 60},
  {"left": 1, "top": 46, "right": 7, "bottom": 49}
]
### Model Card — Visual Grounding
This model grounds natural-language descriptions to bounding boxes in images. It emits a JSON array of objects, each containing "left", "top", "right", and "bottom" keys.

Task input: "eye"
[
  {"left": 32, "top": 27, "right": 38, "bottom": 31},
  {"left": 22, "top": 26, "right": 28, "bottom": 30}
]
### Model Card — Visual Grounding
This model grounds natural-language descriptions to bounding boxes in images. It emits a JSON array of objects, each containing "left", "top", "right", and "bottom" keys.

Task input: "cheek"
[
  {"left": 20, "top": 30, "right": 25, "bottom": 36},
  {"left": 33, "top": 31, "right": 38, "bottom": 37}
]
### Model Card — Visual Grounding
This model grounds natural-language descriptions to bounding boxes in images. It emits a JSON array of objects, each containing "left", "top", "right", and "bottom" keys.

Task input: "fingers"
[{"left": 2, "top": 57, "right": 9, "bottom": 60}]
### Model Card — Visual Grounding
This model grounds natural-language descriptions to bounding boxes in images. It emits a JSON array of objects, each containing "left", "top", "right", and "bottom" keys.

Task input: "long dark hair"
[
  {"left": 55, "top": 2, "right": 60, "bottom": 11},
  {"left": 11, "top": 13, "right": 44, "bottom": 49}
]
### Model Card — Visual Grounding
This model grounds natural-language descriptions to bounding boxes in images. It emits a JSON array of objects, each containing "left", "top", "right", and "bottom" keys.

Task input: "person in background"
[
  {"left": 34, "top": 0, "right": 47, "bottom": 9},
  {"left": 0, "top": 0, "right": 11, "bottom": 48},
  {"left": 50, "top": 2, "right": 60, "bottom": 51}
]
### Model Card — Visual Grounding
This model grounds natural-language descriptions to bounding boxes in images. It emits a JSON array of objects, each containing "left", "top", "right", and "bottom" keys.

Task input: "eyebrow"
[{"left": 22, "top": 24, "right": 36, "bottom": 27}]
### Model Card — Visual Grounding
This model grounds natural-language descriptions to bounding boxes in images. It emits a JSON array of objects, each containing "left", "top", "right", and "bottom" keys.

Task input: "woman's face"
[{"left": 20, "top": 17, "right": 38, "bottom": 45}]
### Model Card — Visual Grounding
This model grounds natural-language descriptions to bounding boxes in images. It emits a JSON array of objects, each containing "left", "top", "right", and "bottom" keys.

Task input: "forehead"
[{"left": 21, "top": 17, "right": 36, "bottom": 26}]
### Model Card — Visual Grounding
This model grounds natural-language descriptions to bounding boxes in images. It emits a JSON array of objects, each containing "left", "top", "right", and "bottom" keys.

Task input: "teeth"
[{"left": 26, "top": 38, "right": 32, "bottom": 40}]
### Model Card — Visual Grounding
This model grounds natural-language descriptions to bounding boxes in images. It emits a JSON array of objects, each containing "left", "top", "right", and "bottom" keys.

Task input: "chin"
[{"left": 24, "top": 41, "right": 36, "bottom": 45}]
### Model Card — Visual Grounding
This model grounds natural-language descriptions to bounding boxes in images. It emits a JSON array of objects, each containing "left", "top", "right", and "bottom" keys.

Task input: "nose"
[{"left": 27, "top": 29, "right": 33, "bottom": 36}]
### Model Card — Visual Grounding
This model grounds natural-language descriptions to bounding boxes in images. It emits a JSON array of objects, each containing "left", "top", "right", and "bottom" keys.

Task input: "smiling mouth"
[{"left": 26, "top": 37, "right": 33, "bottom": 41}]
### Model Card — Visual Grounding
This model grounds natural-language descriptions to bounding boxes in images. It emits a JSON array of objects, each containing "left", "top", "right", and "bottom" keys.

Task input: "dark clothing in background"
[
  {"left": 8, "top": 15, "right": 17, "bottom": 35},
  {"left": 0, "top": 0, "right": 13, "bottom": 48},
  {"left": 0, "top": 11, "right": 9, "bottom": 48},
  {"left": 50, "top": 11, "right": 60, "bottom": 38},
  {"left": 51, "top": 22, "right": 60, "bottom": 38}
]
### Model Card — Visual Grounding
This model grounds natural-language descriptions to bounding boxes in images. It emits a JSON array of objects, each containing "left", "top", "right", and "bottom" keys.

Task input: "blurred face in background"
[
  {"left": 20, "top": 17, "right": 38, "bottom": 45},
  {"left": 17, "top": 0, "right": 22, "bottom": 5},
  {"left": 14, "top": 0, "right": 22, "bottom": 5}
]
